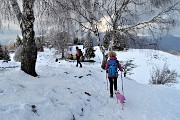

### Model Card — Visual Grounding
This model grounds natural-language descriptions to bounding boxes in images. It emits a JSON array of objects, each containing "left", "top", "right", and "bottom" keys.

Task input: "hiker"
[
  {"left": 76, "top": 46, "right": 82, "bottom": 68},
  {"left": 105, "top": 51, "right": 123, "bottom": 98}
]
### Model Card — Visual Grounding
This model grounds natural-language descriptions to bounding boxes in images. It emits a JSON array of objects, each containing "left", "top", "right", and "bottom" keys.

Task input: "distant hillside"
[
  {"left": 1, "top": 30, "right": 180, "bottom": 55},
  {"left": 158, "top": 35, "right": 180, "bottom": 55}
]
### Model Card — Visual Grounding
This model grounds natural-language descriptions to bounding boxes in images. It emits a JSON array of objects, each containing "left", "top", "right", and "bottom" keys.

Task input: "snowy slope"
[{"left": 0, "top": 46, "right": 180, "bottom": 120}]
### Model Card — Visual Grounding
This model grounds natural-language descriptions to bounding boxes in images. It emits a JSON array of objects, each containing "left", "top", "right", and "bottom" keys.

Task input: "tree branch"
[{"left": 9, "top": 0, "right": 23, "bottom": 23}]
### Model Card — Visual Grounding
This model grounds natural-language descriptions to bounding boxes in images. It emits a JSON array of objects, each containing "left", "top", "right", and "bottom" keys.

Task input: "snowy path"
[{"left": 37, "top": 60, "right": 180, "bottom": 120}]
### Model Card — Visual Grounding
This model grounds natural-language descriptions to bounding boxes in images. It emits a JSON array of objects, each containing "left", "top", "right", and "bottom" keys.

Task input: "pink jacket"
[{"left": 105, "top": 56, "right": 123, "bottom": 78}]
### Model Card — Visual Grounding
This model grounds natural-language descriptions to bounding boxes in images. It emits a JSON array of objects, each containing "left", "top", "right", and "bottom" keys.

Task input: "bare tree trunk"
[
  {"left": 9, "top": 0, "right": 37, "bottom": 76},
  {"left": 61, "top": 48, "right": 65, "bottom": 58},
  {"left": 20, "top": 0, "right": 37, "bottom": 77},
  {"left": 94, "top": 27, "right": 107, "bottom": 69},
  {"left": 20, "top": 0, "right": 37, "bottom": 76}
]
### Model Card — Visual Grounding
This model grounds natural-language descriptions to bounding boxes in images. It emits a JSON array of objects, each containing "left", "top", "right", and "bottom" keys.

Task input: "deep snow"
[{"left": 0, "top": 46, "right": 180, "bottom": 120}]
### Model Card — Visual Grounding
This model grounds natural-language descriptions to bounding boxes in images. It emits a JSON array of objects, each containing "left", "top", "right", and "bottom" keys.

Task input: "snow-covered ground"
[{"left": 0, "top": 46, "right": 180, "bottom": 120}]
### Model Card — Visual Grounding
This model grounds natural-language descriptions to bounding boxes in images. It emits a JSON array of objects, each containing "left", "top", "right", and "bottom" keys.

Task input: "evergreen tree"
[
  {"left": 103, "top": 30, "right": 127, "bottom": 51},
  {"left": 112, "top": 32, "right": 127, "bottom": 51},
  {"left": 0, "top": 44, "right": 4, "bottom": 60},
  {"left": 3, "top": 47, "right": 10, "bottom": 62},
  {"left": 85, "top": 48, "right": 95, "bottom": 60},
  {"left": 84, "top": 31, "right": 95, "bottom": 60},
  {"left": 103, "top": 30, "right": 111, "bottom": 50}
]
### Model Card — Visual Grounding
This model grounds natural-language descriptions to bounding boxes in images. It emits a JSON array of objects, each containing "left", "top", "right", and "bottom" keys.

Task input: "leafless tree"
[
  {"left": 55, "top": 0, "right": 107, "bottom": 67},
  {"left": 100, "top": 0, "right": 180, "bottom": 50},
  {"left": 36, "top": 0, "right": 75, "bottom": 58},
  {"left": 46, "top": 31, "right": 72, "bottom": 58},
  {"left": 0, "top": 0, "right": 68, "bottom": 76},
  {"left": 55, "top": 0, "right": 102, "bottom": 43},
  {"left": 0, "top": 0, "right": 38, "bottom": 76},
  {"left": 59, "top": 0, "right": 180, "bottom": 68}
]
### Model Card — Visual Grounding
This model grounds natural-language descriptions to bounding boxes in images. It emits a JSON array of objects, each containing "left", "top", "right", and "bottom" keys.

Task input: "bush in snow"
[
  {"left": 0, "top": 44, "right": 10, "bottom": 61},
  {"left": 0, "top": 44, "right": 4, "bottom": 60},
  {"left": 85, "top": 48, "right": 95, "bottom": 60},
  {"left": 120, "top": 60, "right": 136, "bottom": 76},
  {"left": 150, "top": 63, "right": 179, "bottom": 85},
  {"left": 13, "top": 46, "right": 23, "bottom": 62},
  {"left": 3, "top": 47, "right": 11, "bottom": 62}
]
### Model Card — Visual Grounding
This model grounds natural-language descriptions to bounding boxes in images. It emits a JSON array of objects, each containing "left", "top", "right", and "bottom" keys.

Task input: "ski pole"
[
  {"left": 106, "top": 72, "right": 108, "bottom": 90},
  {"left": 121, "top": 72, "right": 124, "bottom": 96}
]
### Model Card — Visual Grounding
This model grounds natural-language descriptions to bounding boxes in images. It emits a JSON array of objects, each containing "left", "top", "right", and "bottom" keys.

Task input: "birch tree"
[
  {"left": 0, "top": 0, "right": 65, "bottom": 76},
  {"left": 57, "top": 0, "right": 180, "bottom": 68},
  {"left": 46, "top": 31, "right": 70, "bottom": 58},
  {"left": 55, "top": 0, "right": 107, "bottom": 67},
  {"left": 101, "top": 0, "right": 180, "bottom": 50},
  {"left": 0, "top": 0, "right": 38, "bottom": 76}
]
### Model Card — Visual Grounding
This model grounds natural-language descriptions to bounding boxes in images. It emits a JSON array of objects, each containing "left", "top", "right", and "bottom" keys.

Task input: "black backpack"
[{"left": 79, "top": 49, "right": 83, "bottom": 56}]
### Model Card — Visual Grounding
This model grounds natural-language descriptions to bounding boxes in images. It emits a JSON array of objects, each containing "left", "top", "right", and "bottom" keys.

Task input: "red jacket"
[
  {"left": 105, "top": 56, "right": 123, "bottom": 78},
  {"left": 76, "top": 49, "right": 81, "bottom": 57}
]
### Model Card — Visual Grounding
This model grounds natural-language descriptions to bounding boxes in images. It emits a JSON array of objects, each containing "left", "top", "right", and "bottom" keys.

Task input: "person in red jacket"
[
  {"left": 76, "top": 47, "right": 82, "bottom": 68},
  {"left": 105, "top": 51, "right": 123, "bottom": 98}
]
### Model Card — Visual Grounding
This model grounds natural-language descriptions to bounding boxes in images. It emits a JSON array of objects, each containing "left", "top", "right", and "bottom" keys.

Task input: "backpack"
[
  {"left": 79, "top": 49, "right": 83, "bottom": 56},
  {"left": 108, "top": 60, "right": 118, "bottom": 77}
]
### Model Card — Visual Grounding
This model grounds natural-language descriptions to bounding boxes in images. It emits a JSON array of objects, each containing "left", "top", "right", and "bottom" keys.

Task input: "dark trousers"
[
  {"left": 108, "top": 77, "right": 117, "bottom": 96},
  {"left": 76, "top": 56, "right": 82, "bottom": 67}
]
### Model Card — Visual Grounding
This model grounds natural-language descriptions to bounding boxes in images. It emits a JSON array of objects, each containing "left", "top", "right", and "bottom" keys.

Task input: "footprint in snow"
[
  {"left": 84, "top": 92, "right": 91, "bottom": 96},
  {"left": 64, "top": 72, "right": 68, "bottom": 74},
  {"left": 79, "top": 76, "right": 83, "bottom": 78},
  {"left": 86, "top": 74, "right": 91, "bottom": 76}
]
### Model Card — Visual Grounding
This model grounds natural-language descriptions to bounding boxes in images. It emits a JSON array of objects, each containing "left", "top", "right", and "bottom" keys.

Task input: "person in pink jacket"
[{"left": 105, "top": 51, "right": 123, "bottom": 98}]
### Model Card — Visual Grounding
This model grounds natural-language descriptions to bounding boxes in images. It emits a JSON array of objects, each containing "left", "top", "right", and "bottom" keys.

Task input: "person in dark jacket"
[
  {"left": 76, "top": 47, "right": 82, "bottom": 68},
  {"left": 105, "top": 51, "right": 123, "bottom": 98}
]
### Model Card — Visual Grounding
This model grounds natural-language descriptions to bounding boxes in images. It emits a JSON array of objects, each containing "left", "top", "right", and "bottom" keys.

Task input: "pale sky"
[
  {"left": 0, "top": 24, "right": 179, "bottom": 45},
  {"left": 0, "top": 28, "right": 20, "bottom": 45},
  {"left": 1, "top": 0, "right": 180, "bottom": 45}
]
